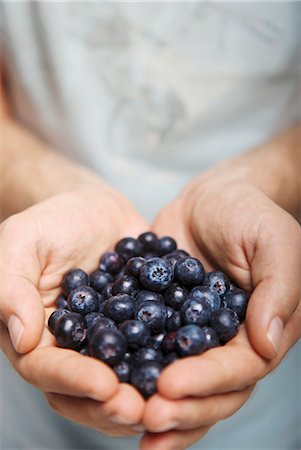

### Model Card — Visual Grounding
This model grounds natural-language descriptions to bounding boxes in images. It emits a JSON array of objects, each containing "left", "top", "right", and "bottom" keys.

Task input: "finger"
[
  {"left": 157, "top": 327, "right": 267, "bottom": 399},
  {"left": 0, "top": 216, "right": 45, "bottom": 353},
  {"left": 45, "top": 385, "right": 142, "bottom": 437},
  {"left": 140, "top": 426, "right": 210, "bottom": 450},
  {"left": 0, "top": 324, "right": 118, "bottom": 400},
  {"left": 247, "top": 213, "right": 301, "bottom": 359},
  {"left": 143, "top": 386, "right": 254, "bottom": 432}
]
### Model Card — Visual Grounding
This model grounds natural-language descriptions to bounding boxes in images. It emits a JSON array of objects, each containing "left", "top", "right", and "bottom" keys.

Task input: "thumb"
[
  {"left": 246, "top": 216, "right": 301, "bottom": 360},
  {"left": 1, "top": 219, "right": 45, "bottom": 354}
]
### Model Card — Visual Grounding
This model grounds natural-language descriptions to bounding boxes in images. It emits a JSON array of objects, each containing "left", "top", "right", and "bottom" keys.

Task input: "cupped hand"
[
  {"left": 140, "top": 178, "right": 301, "bottom": 450},
  {"left": 0, "top": 184, "right": 148, "bottom": 436}
]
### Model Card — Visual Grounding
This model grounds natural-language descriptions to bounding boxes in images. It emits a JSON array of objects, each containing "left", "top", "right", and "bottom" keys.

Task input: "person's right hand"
[{"left": 0, "top": 183, "right": 148, "bottom": 436}]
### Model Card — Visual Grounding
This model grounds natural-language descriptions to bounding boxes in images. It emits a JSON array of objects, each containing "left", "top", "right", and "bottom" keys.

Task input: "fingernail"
[
  {"left": 8, "top": 315, "right": 24, "bottom": 352},
  {"left": 267, "top": 316, "right": 283, "bottom": 354},
  {"left": 153, "top": 420, "right": 180, "bottom": 432},
  {"left": 131, "top": 425, "right": 146, "bottom": 433},
  {"left": 110, "top": 415, "right": 134, "bottom": 425}
]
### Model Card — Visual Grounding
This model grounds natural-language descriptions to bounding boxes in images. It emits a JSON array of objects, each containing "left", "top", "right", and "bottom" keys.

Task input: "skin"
[{"left": 1, "top": 77, "right": 301, "bottom": 448}]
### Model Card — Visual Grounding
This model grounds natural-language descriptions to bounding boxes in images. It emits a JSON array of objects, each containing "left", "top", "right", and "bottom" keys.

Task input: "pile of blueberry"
[{"left": 49, "top": 233, "right": 249, "bottom": 398}]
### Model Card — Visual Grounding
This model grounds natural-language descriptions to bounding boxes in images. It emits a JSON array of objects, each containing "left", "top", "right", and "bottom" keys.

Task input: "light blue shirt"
[{"left": 1, "top": 2, "right": 300, "bottom": 449}]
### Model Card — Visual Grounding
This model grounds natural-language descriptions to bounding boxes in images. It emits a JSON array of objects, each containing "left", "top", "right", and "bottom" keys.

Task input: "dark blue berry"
[
  {"left": 166, "top": 310, "right": 182, "bottom": 332},
  {"left": 113, "top": 361, "right": 131, "bottom": 382},
  {"left": 99, "top": 251, "right": 123, "bottom": 274},
  {"left": 181, "top": 298, "right": 211, "bottom": 327},
  {"left": 84, "top": 312, "right": 104, "bottom": 329},
  {"left": 174, "top": 257, "right": 204, "bottom": 286},
  {"left": 202, "top": 326, "right": 220, "bottom": 349},
  {"left": 126, "top": 257, "right": 146, "bottom": 278},
  {"left": 140, "top": 258, "right": 173, "bottom": 291},
  {"left": 89, "top": 328, "right": 127, "bottom": 366},
  {"left": 48, "top": 309, "right": 70, "bottom": 333},
  {"left": 61, "top": 268, "right": 89, "bottom": 296},
  {"left": 210, "top": 308, "right": 239, "bottom": 342},
  {"left": 144, "top": 252, "right": 159, "bottom": 260},
  {"left": 135, "top": 290, "right": 164, "bottom": 307},
  {"left": 162, "top": 332, "right": 177, "bottom": 354},
  {"left": 67, "top": 286, "right": 99, "bottom": 315},
  {"left": 89, "top": 270, "right": 114, "bottom": 293},
  {"left": 155, "top": 236, "right": 177, "bottom": 256},
  {"left": 88, "top": 316, "right": 117, "bottom": 339},
  {"left": 80, "top": 346, "right": 90, "bottom": 356},
  {"left": 102, "top": 282, "right": 113, "bottom": 300},
  {"left": 54, "top": 313, "right": 87, "bottom": 350},
  {"left": 111, "top": 275, "right": 139, "bottom": 296},
  {"left": 119, "top": 320, "right": 150, "bottom": 349},
  {"left": 146, "top": 332, "right": 165, "bottom": 351},
  {"left": 136, "top": 301, "right": 167, "bottom": 334},
  {"left": 55, "top": 294, "right": 69, "bottom": 310},
  {"left": 115, "top": 237, "right": 142, "bottom": 261},
  {"left": 203, "top": 271, "right": 230, "bottom": 296},
  {"left": 132, "top": 347, "right": 164, "bottom": 369},
  {"left": 105, "top": 294, "right": 135, "bottom": 323},
  {"left": 189, "top": 286, "right": 221, "bottom": 312},
  {"left": 222, "top": 288, "right": 249, "bottom": 321},
  {"left": 138, "top": 232, "right": 158, "bottom": 252},
  {"left": 164, "top": 283, "right": 188, "bottom": 310},
  {"left": 175, "top": 325, "right": 206, "bottom": 357},
  {"left": 124, "top": 351, "right": 132, "bottom": 363},
  {"left": 131, "top": 361, "right": 162, "bottom": 398}
]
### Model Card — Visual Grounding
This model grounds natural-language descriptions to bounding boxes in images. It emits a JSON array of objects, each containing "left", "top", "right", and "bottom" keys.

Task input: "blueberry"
[
  {"left": 89, "top": 270, "right": 114, "bottom": 293},
  {"left": 89, "top": 328, "right": 127, "bottom": 366},
  {"left": 54, "top": 313, "right": 87, "bottom": 350},
  {"left": 119, "top": 320, "right": 150, "bottom": 349},
  {"left": 162, "top": 332, "right": 177, "bottom": 354},
  {"left": 111, "top": 275, "right": 139, "bottom": 296},
  {"left": 164, "top": 283, "right": 188, "bottom": 310},
  {"left": 163, "top": 254, "right": 181, "bottom": 270},
  {"left": 115, "top": 237, "right": 142, "bottom": 261},
  {"left": 135, "top": 290, "right": 164, "bottom": 307},
  {"left": 55, "top": 294, "right": 69, "bottom": 310},
  {"left": 113, "top": 361, "right": 131, "bottom": 382},
  {"left": 174, "top": 257, "right": 205, "bottom": 286},
  {"left": 174, "top": 249, "right": 190, "bottom": 257},
  {"left": 210, "top": 308, "right": 239, "bottom": 342},
  {"left": 163, "top": 352, "right": 179, "bottom": 367},
  {"left": 189, "top": 286, "right": 221, "bottom": 312},
  {"left": 99, "top": 251, "right": 123, "bottom": 274},
  {"left": 124, "top": 351, "right": 132, "bottom": 363},
  {"left": 132, "top": 347, "right": 164, "bottom": 368},
  {"left": 175, "top": 325, "right": 206, "bottom": 357},
  {"left": 48, "top": 309, "right": 70, "bottom": 333},
  {"left": 126, "top": 257, "right": 146, "bottom": 278},
  {"left": 136, "top": 301, "right": 167, "bottom": 334},
  {"left": 222, "top": 288, "right": 249, "bottom": 321},
  {"left": 144, "top": 252, "right": 158, "bottom": 260},
  {"left": 166, "top": 310, "right": 182, "bottom": 332},
  {"left": 88, "top": 316, "right": 117, "bottom": 339},
  {"left": 138, "top": 231, "right": 158, "bottom": 252},
  {"left": 202, "top": 326, "right": 220, "bottom": 349},
  {"left": 84, "top": 312, "right": 104, "bottom": 329},
  {"left": 181, "top": 298, "right": 211, "bottom": 327},
  {"left": 131, "top": 361, "right": 162, "bottom": 398},
  {"left": 203, "top": 271, "right": 230, "bottom": 296},
  {"left": 147, "top": 332, "right": 165, "bottom": 351},
  {"left": 155, "top": 236, "right": 177, "bottom": 256},
  {"left": 105, "top": 294, "right": 135, "bottom": 323},
  {"left": 67, "top": 286, "right": 99, "bottom": 315},
  {"left": 61, "top": 268, "right": 89, "bottom": 295},
  {"left": 140, "top": 258, "right": 173, "bottom": 291},
  {"left": 102, "top": 282, "right": 113, "bottom": 300}
]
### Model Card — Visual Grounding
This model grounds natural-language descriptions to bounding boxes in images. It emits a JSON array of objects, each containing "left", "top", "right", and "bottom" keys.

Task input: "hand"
[
  {"left": 0, "top": 184, "right": 148, "bottom": 436},
  {"left": 140, "top": 178, "right": 301, "bottom": 450}
]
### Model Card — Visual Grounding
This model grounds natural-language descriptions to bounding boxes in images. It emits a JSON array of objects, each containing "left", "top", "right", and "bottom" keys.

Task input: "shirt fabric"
[{"left": 1, "top": 2, "right": 301, "bottom": 449}]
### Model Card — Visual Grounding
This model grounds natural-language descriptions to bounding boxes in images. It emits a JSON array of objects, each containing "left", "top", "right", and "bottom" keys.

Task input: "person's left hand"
[{"left": 139, "top": 176, "right": 301, "bottom": 450}]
